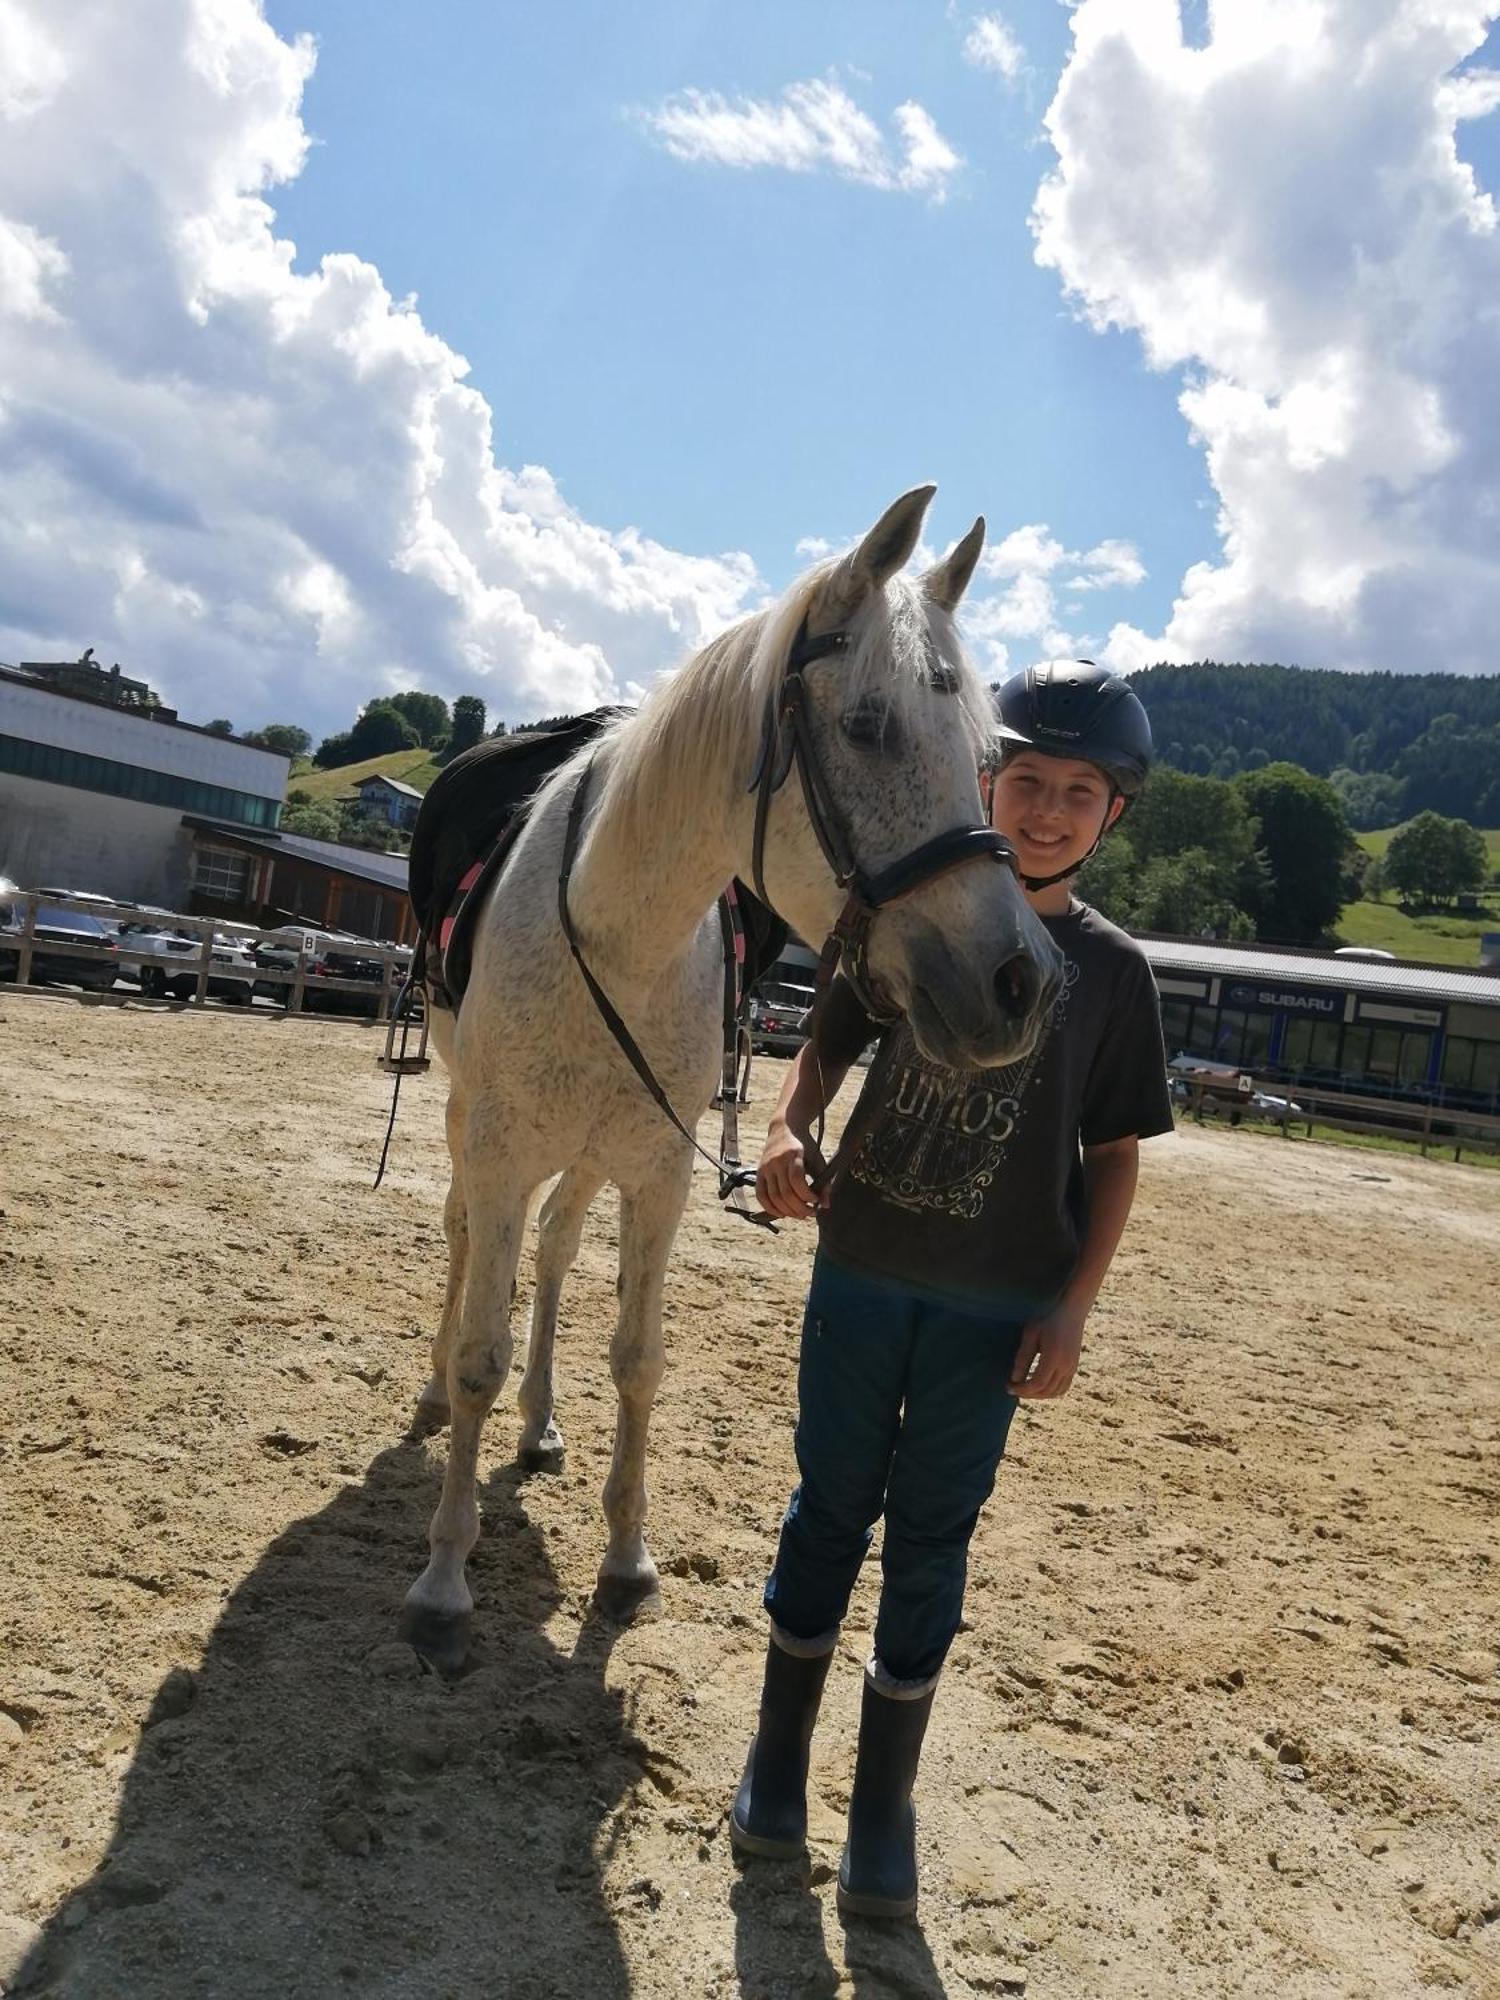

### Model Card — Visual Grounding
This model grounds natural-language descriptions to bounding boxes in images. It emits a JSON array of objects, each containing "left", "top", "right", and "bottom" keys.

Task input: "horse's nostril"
[{"left": 993, "top": 953, "right": 1039, "bottom": 1021}]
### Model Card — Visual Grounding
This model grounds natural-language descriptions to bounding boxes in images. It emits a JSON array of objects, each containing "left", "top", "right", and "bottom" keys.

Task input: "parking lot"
[{"left": 0, "top": 886, "right": 411, "bottom": 1019}]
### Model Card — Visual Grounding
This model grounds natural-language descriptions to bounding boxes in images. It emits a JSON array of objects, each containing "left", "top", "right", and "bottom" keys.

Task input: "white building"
[{"left": 0, "top": 660, "right": 289, "bottom": 907}]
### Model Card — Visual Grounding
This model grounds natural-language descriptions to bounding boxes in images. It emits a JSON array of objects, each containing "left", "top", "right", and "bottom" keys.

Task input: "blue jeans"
[{"left": 763, "top": 1252, "right": 1022, "bottom": 1684}]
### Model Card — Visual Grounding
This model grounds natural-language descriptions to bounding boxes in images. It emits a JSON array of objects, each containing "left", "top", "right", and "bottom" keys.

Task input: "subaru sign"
[{"left": 1224, "top": 981, "right": 1344, "bottom": 1017}]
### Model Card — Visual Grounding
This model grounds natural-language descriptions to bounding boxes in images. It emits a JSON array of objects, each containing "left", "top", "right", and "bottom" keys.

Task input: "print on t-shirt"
[{"left": 847, "top": 956, "right": 1081, "bottom": 1221}]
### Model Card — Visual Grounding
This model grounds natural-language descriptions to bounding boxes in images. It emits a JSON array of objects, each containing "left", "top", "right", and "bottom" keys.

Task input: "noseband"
[{"left": 748, "top": 613, "right": 1019, "bottom": 1019}]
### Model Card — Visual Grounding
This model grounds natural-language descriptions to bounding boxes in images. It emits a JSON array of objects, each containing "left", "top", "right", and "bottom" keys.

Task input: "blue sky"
[
  {"left": 262, "top": 0, "right": 1214, "bottom": 639},
  {"left": 3, "top": 2, "right": 1498, "bottom": 738}
]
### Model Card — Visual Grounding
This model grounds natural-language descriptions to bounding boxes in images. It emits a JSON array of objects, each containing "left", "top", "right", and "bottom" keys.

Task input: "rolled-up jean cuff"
[
  {"left": 867, "top": 1653, "right": 941, "bottom": 1700},
  {"left": 770, "top": 1619, "right": 839, "bottom": 1660}
]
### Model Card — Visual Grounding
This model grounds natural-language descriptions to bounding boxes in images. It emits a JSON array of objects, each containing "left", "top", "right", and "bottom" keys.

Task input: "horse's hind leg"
[
  {"left": 415, "top": 1088, "right": 468, "bottom": 1431},
  {"left": 595, "top": 1150, "right": 693, "bottom": 1622},
  {"left": 401, "top": 1144, "right": 528, "bottom": 1675},
  {"left": 518, "top": 1164, "right": 604, "bottom": 1474}
]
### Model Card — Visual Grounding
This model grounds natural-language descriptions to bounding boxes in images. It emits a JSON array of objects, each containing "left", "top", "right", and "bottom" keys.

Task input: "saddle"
[{"left": 407, "top": 711, "right": 787, "bottom": 1011}]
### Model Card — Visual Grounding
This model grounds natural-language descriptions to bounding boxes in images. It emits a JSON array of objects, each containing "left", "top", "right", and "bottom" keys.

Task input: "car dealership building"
[
  {"left": 1141, "top": 935, "right": 1500, "bottom": 1119},
  {"left": 0, "top": 658, "right": 289, "bottom": 908}
]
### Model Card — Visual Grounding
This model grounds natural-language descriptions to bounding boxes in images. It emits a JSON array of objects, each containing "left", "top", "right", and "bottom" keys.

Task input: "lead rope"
[{"left": 372, "top": 940, "right": 428, "bottom": 1190}]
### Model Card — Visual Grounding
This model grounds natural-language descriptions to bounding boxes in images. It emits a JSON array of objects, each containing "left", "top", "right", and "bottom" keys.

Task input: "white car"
[{"left": 120, "top": 922, "right": 256, "bottom": 1002}]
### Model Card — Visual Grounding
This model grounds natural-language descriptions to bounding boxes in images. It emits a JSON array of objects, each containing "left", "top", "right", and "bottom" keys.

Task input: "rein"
[{"left": 557, "top": 758, "right": 774, "bottom": 1230}]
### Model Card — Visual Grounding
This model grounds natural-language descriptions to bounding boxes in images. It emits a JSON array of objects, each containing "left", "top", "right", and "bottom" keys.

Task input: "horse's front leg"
[
  {"left": 401, "top": 1147, "right": 528, "bottom": 1674},
  {"left": 517, "top": 1164, "right": 603, "bottom": 1473},
  {"left": 595, "top": 1152, "right": 693, "bottom": 1621}
]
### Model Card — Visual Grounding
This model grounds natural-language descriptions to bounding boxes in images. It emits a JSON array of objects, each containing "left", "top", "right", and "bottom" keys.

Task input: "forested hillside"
[{"left": 1125, "top": 662, "right": 1500, "bottom": 824}]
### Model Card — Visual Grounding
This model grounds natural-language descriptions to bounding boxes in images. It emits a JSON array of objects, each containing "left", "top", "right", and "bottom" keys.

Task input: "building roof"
[
  {"left": 182, "top": 818, "right": 410, "bottom": 892},
  {"left": 1, "top": 661, "right": 294, "bottom": 764},
  {"left": 1139, "top": 933, "right": 1500, "bottom": 1010},
  {"left": 354, "top": 774, "right": 424, "bottom": 799}
]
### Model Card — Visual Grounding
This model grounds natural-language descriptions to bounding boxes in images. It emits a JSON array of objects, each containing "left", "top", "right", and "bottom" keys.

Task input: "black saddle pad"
[
  {"left": 407, "top": 710, "right": 786, "bottom": 1010},
  {"left": 408, "top": 711, "right": 622, "bottom": 943}
]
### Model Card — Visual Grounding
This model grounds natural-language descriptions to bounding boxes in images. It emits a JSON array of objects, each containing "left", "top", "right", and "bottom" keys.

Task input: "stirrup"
[{"left": 377, "top": 984, "right": 431, "bottom": 1076}]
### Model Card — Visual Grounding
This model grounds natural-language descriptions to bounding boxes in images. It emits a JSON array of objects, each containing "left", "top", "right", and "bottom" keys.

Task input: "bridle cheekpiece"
[{"left": 748, "top": 611, "right": 1020, "bottom": 1021}]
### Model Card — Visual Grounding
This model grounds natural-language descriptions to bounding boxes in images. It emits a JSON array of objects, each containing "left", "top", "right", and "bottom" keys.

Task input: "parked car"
[
  {"left": 119, "top": 921, "right": 256, "bottom": 1002},
  {"left": 304, "top": 945, "right": 390, "bottom": 1017},
  {"left": 0, "top": 901, "right": 121, "bottom": 992},
  {"left": 32, "top": 885, "right": 119, "bottom": 909},
  {"left": 749, "top": 979, "right": 817, "bottom": 1057},
  {"left": 253, "top": 929, "right": 401, "bottom": 1014},
  {"left": 252, "top": 927, "right": 345, "bottom": 1004}
]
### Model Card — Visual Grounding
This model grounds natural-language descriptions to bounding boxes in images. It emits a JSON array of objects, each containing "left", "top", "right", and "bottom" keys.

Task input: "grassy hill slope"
[
  {"left": 1338, "top": 823, "right": 1499, "bottom": 964},
  {"left": 287, "top": 749, "right": 441, "bottom": 805}
]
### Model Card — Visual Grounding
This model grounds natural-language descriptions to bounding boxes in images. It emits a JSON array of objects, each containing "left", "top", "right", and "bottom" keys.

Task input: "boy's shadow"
[
  {"left": 727, "top": 1808, "right": 952, "bottom": 1997},
  {"left": 13, "top": 1440, "right": 645, "bottom": 2000}
]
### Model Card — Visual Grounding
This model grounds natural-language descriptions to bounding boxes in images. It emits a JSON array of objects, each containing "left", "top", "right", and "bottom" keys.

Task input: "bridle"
[
  {"left": 552, "top": 606, "right": 1027, "bottom": 1226},
  {"left": 748, "top": 611, "right": 1020, "bottom": 1020}
]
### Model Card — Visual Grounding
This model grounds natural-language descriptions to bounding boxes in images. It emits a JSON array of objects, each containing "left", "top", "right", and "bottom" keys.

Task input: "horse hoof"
[
  {"left": 397, "top": 1601, "right": 471, "bottom": 1678},
  {"left": 518, "top": 1436, "right": 565, "bottom": 1475},
  {"left": 593, "top": 1569, "right": 662, "bottom": 1625}
]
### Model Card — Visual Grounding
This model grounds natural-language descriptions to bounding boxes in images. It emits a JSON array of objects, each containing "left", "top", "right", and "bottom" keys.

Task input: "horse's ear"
[
  {"left": 921, "top": 516, "right": 985, "bottom": 613},
  {"left": 820, "top": 484, "right": 936, "bottom": 623}
]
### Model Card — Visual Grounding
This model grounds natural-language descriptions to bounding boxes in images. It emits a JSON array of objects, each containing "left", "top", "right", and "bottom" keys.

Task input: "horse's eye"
[{"left": 841, "top": 702, "right": 898, "bottom": 752}]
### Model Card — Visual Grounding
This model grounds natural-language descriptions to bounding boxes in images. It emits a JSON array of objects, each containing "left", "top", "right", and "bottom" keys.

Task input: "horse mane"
[{"left": 570, "top": 561, "right": 994, "bottom": 866}]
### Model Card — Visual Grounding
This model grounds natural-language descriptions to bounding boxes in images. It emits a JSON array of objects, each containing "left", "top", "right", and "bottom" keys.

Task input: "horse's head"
[{"left": 748, "top": 485, "right": 1064, "bottom": 1070}]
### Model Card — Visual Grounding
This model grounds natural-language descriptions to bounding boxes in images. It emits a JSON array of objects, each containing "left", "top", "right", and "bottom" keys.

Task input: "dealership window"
[
  {"left": 1240, "top": 1010, "right": 1274, "bottom": 1067},
  {"left": 0, "top": 732, "right": 281, "bottom": 828},
  {"left": 1185, "top": 1005, "right": 1219, "bottom": 1057},
  {"left": 1366, "top": 1027, "right": 1402, "bottom": 1079},
  {"left": 1211, "top": 1007, "right": 1249, "bottom": 1064},
  {"left": 1282, "top": 1018, "right": 1344, "bottom": 1074},
  {"left": 1396, "top": 1031, "right": 1432, "bottom": 1085},
  {"left": 1472, "top": 1041, "right": 1500, "bottom": 1102},
  {"left": 1339, "top": 1024, "right": 1371, "bottom": 1080},
  {"left": 195, "top": 846, "right": 250, "bottom": 901},
  {"left": 1159, "top": 998, "right": 1193, "bottom": 1053},
  {"left": 1442, "top": 1037, "right": 1474, "bottom": 1092}
]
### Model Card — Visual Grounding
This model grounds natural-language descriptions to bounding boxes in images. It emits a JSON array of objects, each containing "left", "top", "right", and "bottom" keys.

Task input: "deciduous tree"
[
  {"left": 1385, "top": 813, "right": 1489, "bottom": 905},
  {"left": 1234, "top": 763, "right": 1350, "bottom": 943}
]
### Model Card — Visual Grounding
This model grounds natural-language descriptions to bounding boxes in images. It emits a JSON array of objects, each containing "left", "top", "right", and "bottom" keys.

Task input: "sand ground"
[{"left": 0, "top": 995, "right": 1496, "bottom": 2000}]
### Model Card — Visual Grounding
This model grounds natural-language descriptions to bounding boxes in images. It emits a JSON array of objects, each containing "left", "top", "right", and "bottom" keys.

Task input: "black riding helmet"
[
  {"left": 992, "top": 659, "right": 1153, "bottom": 799},
  {"left": 990, "top": 661, "right": 1153, "bottom": 888}
]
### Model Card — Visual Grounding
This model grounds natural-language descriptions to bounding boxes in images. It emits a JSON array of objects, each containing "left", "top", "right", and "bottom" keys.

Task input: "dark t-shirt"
[{"left": 814, "top": 903, "right": 1175, "bottom": 1316}]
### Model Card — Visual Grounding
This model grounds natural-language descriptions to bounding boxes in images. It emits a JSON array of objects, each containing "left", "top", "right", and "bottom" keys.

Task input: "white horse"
[{"left": 401, "top": 485, "right": 1064, "bottom": 1672}]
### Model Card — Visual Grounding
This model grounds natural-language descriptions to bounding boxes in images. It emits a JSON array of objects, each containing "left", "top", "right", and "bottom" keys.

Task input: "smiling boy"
[{"left": 731, "top": 660, "right": 1175, "bottom": 1918}]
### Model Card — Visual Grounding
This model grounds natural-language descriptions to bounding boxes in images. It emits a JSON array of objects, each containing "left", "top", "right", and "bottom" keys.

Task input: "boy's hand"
[
  {"left": 1009, "top": 1303, "right": 1087, "bottom": 1400},
  {"left": 756, "top": 1121, "right": 830, "bottom": 1220}
]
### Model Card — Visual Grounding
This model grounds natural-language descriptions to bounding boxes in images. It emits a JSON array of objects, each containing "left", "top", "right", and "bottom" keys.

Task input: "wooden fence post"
[
  {"left": 15, "top": 893, "right": 38, "bottom": 987},
  {"left": 192, "top": 920, "right": 213, "bottom": 1007}
]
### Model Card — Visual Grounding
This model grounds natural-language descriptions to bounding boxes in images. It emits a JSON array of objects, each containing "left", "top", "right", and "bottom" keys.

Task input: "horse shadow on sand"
[
  {"left": 14, "top": 1433, "right": 957, "bottom": 2000},
  {"left": 13, "top": 1438, "right": 653, "bottom": 2000}
]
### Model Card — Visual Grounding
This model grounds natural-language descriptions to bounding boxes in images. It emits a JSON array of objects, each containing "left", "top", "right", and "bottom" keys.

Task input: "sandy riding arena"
[{"left": 1, "top": 999, "right": 1497, "bottom": 2000}]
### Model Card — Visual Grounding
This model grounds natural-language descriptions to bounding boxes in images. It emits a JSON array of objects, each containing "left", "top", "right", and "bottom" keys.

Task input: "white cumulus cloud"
[
  {"left": 0, "top": 0, "right": 762, "bottom": 738},
  {"left": 641, "top": 77, "right": 962, "bottom": 200},
  {"left": 1034, "top": 0, "right": 1500, "bottom": 676},
  {"left": 965, "top": 522, "right": 1146, "bottom": 674},
  {"left": 963, "top": 14, "right": 1026, "bottom": 83}
]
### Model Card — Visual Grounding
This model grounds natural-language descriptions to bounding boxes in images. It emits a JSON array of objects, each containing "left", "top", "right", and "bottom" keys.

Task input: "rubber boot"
[
  {"left": 730, "top": 1633, "right": 835, "bottom": 1859},
  {"left": 836, "top": 1670, "right": 936, "bottom": 1919}
]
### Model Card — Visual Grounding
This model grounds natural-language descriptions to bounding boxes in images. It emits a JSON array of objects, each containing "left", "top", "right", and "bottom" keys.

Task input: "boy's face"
[{"left": 986, "top": 749, "right": 1124, "bottom": 878}]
